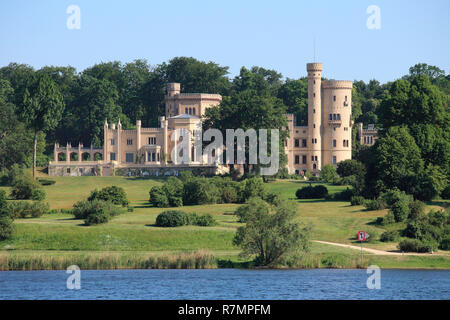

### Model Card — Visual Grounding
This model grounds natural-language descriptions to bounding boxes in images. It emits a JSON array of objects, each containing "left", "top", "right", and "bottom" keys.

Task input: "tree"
[
  {"left": 22, "top": 74, "right": 65, "bottom": 177},
  {"left": 320, "top": 164, "right": 339, "bottom": 183},
  {"left": 233, "top": 197, "right": 311, "bottom": 266},
  {"left": 277, "top": 78, "right": 308, "bottom": 126},
  {"left": 373, "top": 126, "right": 423, "bottom": 195},
  {"left": 378, "top": 76, "right": 446, "bottom": 129}
]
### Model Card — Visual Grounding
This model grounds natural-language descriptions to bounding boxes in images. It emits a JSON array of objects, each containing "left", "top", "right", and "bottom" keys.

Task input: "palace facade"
[{"left": 49, "top": 63, "right": 356, "bottom": 176}]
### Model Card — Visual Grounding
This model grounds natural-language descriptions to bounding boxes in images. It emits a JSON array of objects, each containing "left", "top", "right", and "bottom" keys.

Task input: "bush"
[
  {"left": 320, "top": 164, "right": 339, "bottom": 183},
  {"left": 31, "top": 188, "right": 46, "bottom": 201},
  {"left": 380, "top": 189, "right": 413, "bottom": 208},
  {"left": 440, "top": 235, "right": 450, "bottom": 250},
  {"left": 364, "top": 199, "right": 387, "bottom": 211},
  {"left": 296, "top": 185, "right": 328, "bottom": 199},
  {"left": 398, "top": 238, "right": 437, "bottom": 253},
  {"left": 183, "top": 178, "right": 221, "bottom": 205},
  {"left": 85, "top": 209, "right": 110, "bottom": 226},
  {"left": 0, "top": 190, "right": 8, "bottom": 217},
  {"left": 441, "top": 185, "right": 450, "bottom": 200},
  {"left": 149, "top": 186, "right": 169, "bottom": 208},
  {"left": 189, "top": 213, "right": 217, "bottom": 226},
  {"left": 127, "top": 206, "right": 134, "bottom": 212},
  {"left": 10, "top": 175, "right": 43, "bottom": 200},
  {"left": 221, "top": 185, "right": 238, "bottom": 203},
  {"left": 37, "top": 179, "right": 56, "bottom": 186},
  {"left": 327, "top": 188, "right": 354, "bottom": 201},
  {"left": 408, "top": 200, "right": 426, "bottom": 220},
  {"left": 88, "top": 186, "right": 129, "bottom": 207},
  {"left": 8, "top": 201, "right": 50, "bottom": 219},
  {"left": 350, "top": 196, "right": 365, "bottom": 206},
  {"left": 72, "top": 199, "right": 122, "bottom": 221},
  {"left": 0, "top": 216, "right": 15, "bottom": 240},
  {"left": 390, "top": 200, "right": 410, "bottom": 222},
  {"left": 380, "top": 230, "right": 399, "bottom": 242},
  {"left": 155, "top": 210, "right": 190, "bottom": 227}
]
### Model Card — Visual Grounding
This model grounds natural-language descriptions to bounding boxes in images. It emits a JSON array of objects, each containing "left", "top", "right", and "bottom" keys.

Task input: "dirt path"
[{"left": 313, "top": 240, "right": 442, "bottom": 256}]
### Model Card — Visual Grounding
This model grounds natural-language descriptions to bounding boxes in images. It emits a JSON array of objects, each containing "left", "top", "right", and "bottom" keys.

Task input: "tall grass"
[{"left": 0, "top": 250, "right": 217, "bottom": 271}]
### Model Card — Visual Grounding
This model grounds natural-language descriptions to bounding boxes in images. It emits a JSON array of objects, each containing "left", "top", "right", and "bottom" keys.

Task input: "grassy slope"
[{"left": 0, "top": 176, "right": 449, "bottom": 269}]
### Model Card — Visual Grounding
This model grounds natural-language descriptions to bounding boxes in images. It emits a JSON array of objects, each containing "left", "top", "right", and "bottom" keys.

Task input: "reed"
[{"left": 0, "top": 250, "right": 217, "bottom": 271}]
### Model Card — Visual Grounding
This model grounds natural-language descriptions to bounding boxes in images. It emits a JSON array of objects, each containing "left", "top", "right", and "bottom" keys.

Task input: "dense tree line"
[{"left": 0, "top": 57, "right": 448, "bottom": 181}]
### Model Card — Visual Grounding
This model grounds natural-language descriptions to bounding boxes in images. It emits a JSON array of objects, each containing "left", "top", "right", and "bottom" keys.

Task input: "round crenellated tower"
[
  {"left": 306, "top": 62, "right": 323, "bottom": 173},
  {"left": 321, "top": 80, "right": 353, "bottom": 168}
]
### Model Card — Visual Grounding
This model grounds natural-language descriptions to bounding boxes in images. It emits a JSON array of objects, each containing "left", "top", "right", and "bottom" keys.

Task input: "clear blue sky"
[{"left": 0, "top": 0, "right": 448, "bottom": 83}]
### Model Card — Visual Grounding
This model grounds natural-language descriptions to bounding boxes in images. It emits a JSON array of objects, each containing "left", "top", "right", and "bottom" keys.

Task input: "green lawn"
[{"left": 1, "top": 176, "right": 449, "bottom": 269}]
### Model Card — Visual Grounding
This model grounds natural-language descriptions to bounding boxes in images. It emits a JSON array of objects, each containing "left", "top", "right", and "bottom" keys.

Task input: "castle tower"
[
  {"left": 306, "top": 63, "right": 323, "bottom": 173},
  {"left": 321, "top": 80, "right": 353, "bottom": 168}
]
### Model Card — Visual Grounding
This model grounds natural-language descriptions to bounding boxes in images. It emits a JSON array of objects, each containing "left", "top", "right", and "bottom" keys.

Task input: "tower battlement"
[{"left": 306, "top": 63, "right": 323, "bottom": 72}]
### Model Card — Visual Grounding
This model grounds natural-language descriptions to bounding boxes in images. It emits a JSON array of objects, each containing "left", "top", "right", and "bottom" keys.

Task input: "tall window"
[
  {"left": 127, "top": 139, "right": 133, "bottom": 145},
  {"left": 333, "top": 96, "right": 336, "bottom": 101},
  {"left": 148, "top": 137, "right": 156, "bottom": 145},
  {"left": 302, "top": 139, "right": 307, "bottom": 148},
  {"left": 126, "top": 153, "right": 134, "bottom": 163},
  {"left": 110, "top": 139, "right": 115, "bottom": 145},
  {"left": 110, "top": 152, "right": 116, "bottom": 161},
  {"left": 333, "top": 139, "right": 336, "bottom": 148},
  {"left": 295, "top": 155, "right": 300, "bottom": 164},
  {"left": 302, "top": 155, "right": 307, "bottom": 164},
  {"left": 333, "top": 156, "right": 337, "bottom": 165},
  {"left": 294, "top": 139, "right": 299, "bottom": 147}
]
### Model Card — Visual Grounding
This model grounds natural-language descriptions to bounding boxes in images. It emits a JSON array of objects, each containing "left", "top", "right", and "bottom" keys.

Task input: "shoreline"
[{"left": 1, "top": 250, "right": 449, "bottom": 271}]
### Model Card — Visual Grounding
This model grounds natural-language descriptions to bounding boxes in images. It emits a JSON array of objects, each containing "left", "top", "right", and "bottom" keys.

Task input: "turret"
[
  {"left": 306, "top": 62, "right": 323, "bottom": 173},
  {"left": 167, "top": 83, "right": 180, "bottom": 96}
]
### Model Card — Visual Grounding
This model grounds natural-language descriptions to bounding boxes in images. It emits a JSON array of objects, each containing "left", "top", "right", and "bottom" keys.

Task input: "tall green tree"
[
  {"left": 22, "top": 74, "right": 65, "bottom": 177},
  {"left": 373, "top": 126, "right": 424, "bottom": 195}
]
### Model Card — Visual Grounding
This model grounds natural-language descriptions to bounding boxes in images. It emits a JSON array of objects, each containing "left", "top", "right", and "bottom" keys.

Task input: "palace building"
[{"left": 49, "top": 62, "right": 355, "bottom": 176}]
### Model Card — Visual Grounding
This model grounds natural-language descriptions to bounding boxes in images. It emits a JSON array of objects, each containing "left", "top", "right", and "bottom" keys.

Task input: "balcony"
[{"left": 328, "top": 119, "right": 342, "bottom": 126}]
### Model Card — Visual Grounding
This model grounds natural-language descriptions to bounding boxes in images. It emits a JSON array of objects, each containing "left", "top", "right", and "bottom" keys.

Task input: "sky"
[{"left": 0, "top": 0, "right": 449, "bottom": 83}]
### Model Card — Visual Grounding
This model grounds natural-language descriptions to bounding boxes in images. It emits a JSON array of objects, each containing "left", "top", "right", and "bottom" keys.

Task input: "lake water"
[{"left": 0, "top": 269, "right": 449, "bottom": 300}]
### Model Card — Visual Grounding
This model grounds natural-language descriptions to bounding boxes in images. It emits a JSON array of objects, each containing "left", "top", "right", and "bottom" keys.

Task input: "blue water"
[{"left": 0, "top": 269, "right": 449, "bottom": 300}]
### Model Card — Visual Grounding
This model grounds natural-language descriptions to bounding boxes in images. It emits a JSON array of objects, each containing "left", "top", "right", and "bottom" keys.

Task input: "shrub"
[
  {"left": 10, "top": 175, "right": 43, "bottom": 200},
  {"left": 240, "top": 177, "right": 266, "bottom": 202},
  {"left": 0, "top": 190, "right": 8, "bottom": 217},
  {"left": 408, "top": 200, "right": 426, "bottom": 220},
  {"left": 127, "top": 206, "right": 134, "bottom": 212},
  {"left": 350, "top": 196, "right": 365, "bottom": 206},
  {"left": 183, "top": 178, "right": 221, "bottom": 205},
  {"left": 390, "top": 199, "right": 410, "bottom": 222},
  {"left": 155, "top": 210, "right": 190, "bottom": 227},
  {"left": 380, "top": 230, "right": 399, "bottom": 242},
  {"left": 31, "top": 188, "right": 46, "bottom": 201},
  {"left": 37, "top": 179, "right": 56, "bottom": 186},
  {"left": 221, "top": 185, "right": 238, "bottom": 203},
  {"left": 320, "top": 164, "right": 339, "bottom": 183},
  {"left": 364, "top": 199, "right": 386, "bottom": 211},
  {"left": 328, "top": 188, "right": 354, "bottom": 201},
  {"left": 72, "top": 199, "right": 121, "bottom": 221},
  {"left": 440, "top": 235, "right": 450, "bottom": 250},
  {"left": 380, "top": 189, "right": 412, "bottom": 208},
  {"left": 149, "top": 186, "right": 169, "bottom": 208},
  {"left": 8, "top": 201, "right": 50, "bottom": 219},
  {"left": 441, "top": 185, "right": 450, "bottom": 200},
  {"left": 189, "top": 213, "right": 217, "bottom": 226},
  {"left": 85, "top": 209, "right": 110, "bottom": 226},
  {"left": 398, "top": 238, "right": 437, "bottom": 253},
  {"left": 296, "top": 185, "right": 328, "bottom": 199},
  {"left": 163, "top": 177, "right": 184, "bottom": 207},
  {"left": 88, "top": 186, "right": 129, "bottom": 207},
  {"left": 380, "top": 211, "right": 395, "bottom": 225},
  {"left": 0, "top": 216, "right": 15, "bottom": 240}
]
